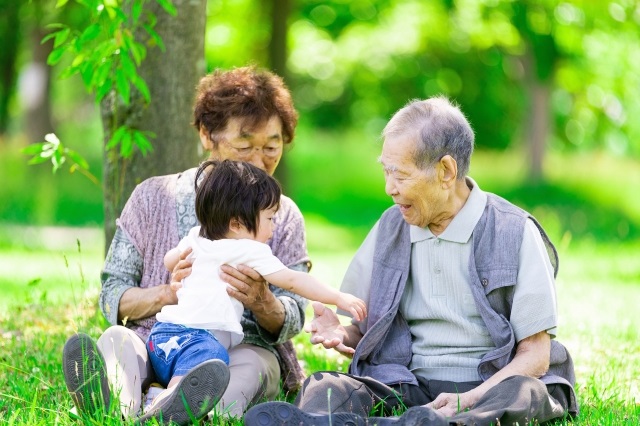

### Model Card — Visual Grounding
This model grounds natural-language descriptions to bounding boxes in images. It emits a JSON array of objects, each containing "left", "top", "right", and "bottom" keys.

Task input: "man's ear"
[{"left": 439, "top": 155, "right": 458, "bottom": 188}]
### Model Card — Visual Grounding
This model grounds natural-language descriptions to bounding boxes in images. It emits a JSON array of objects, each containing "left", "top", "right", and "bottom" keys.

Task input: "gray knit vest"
[{"left": 349, "top": 193, "right": 578, "bottom": 415}]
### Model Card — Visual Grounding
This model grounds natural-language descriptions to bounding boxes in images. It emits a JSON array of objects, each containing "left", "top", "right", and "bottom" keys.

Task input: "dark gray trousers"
[{"left": 294, "top": 372, "right": 570, "bottom": 425}]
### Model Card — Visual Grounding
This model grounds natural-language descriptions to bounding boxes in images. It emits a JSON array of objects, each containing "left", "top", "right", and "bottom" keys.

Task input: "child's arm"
[
  {"left": 164, "top": 247, "right": 182, "bottom": 272},
  {"left": 263, "top": 269, "right": 367, "bottom": 321}
]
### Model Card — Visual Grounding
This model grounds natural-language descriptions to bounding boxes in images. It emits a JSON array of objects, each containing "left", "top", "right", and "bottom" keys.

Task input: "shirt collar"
[{"left": 410, "top": 177, "right": 487, "bottom": 244}]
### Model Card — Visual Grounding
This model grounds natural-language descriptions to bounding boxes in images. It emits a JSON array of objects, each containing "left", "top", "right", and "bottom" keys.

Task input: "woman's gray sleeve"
[{"left": 99, "top": 227, "right": 143, "bottom": 325}]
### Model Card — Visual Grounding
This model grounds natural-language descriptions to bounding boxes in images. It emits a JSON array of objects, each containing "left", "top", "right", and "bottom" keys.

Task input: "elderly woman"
[{"left": 62, "top": 67, "right": 309, "bottom": 424}]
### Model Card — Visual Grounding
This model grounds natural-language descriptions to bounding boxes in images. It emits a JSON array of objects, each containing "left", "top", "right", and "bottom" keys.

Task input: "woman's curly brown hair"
[{"left": 193, "top": 66, "right": 298, "bottom": 146}]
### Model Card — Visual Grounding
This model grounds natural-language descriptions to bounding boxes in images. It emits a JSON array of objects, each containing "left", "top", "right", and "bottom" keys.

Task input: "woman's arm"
[{"left": 100, "top": 228, "right": 185, "bottom": 324}]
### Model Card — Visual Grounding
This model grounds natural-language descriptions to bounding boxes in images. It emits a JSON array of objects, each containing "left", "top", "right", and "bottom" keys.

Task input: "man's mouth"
[{"left": 397, "top": 203, "right": 411, "bottom": 214}]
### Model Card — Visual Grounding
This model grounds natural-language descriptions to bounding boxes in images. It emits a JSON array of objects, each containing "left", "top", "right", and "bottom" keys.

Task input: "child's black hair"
[{"left": 194, "top": 159, "right": 281, "bottom": 240}]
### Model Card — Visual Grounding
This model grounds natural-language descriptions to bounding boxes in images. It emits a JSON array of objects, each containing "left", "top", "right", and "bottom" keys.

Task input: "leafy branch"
[{"left": 22, "top": 0, "right": 176, "bottom": 181}]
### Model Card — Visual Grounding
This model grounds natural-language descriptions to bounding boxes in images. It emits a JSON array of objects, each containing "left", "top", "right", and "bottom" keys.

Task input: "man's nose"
[{"left": 385, "top": 177, "right": 398, "bottom": 196}]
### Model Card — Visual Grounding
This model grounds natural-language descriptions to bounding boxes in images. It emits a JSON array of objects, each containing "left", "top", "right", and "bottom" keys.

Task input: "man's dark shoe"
[
  {"left": 366, "top": 406, "right": 449, "bottom": 426},
  {"left": 137, "top": 359, "right": 230, "bottom": 425},
  {"left": 244, "top": 401, "right": 366, "bottom": 426},
  {"left": 62, "top": 333, "right": 111, "bottom": 416}
]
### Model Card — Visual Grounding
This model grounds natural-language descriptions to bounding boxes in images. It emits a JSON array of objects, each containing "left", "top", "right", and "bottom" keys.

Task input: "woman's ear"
[{"left": 199, "top": 126, "right": 214, "bottom": 151}]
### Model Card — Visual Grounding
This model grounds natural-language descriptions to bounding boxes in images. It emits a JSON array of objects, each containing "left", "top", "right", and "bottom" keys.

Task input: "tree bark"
[
  {"left": 23, "top": 26, "right": 54, "bottom": 144},
  {"left": 0, "top": 0, "right": 21, "bottom": 136},
  {"left": 268, "top": 0, "right": 291, "bottom": 193},
  {"left": 523, "top": 47, "right": 552, "bottom": 184},
  {"left": 101, "top": 0, "right": 206, "bottom": 252}
]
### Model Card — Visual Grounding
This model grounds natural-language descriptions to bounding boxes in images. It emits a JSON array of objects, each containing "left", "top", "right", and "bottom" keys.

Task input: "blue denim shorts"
[{"left": 146, "top": 322, "right": 229, "bottom": 387}]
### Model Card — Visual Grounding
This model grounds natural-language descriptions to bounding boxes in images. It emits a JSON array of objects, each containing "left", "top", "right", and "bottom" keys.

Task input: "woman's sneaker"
[
  {"left": 62, "top": 333, "right": 111, "bottom": 417},
  {"left": 136, "top": 359, "right": 230, "bottom": 425}
]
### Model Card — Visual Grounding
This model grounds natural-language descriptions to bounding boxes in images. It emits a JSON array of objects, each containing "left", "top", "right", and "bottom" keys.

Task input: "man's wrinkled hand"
[
  {"left": 425, "top": 390, "right": 479, "bottom": 417},
  {"left": 304, "top": 302, "right": 355, "bottom": 355}
]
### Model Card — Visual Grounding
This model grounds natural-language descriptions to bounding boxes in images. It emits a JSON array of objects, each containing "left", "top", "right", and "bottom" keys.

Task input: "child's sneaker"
[
  {"left": 136, "top": 359, "right": 230, "bottom": 425},
  {"left": 143, "top": 383, "right": 165, "bottom": 414}
]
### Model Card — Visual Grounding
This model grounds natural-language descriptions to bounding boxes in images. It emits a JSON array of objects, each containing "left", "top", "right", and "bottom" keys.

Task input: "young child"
[{"left": 144, "top": 159, "right": 366, "bottom": 409}]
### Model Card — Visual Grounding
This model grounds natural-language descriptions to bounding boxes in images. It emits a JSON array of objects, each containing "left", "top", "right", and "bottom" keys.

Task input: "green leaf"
[
  {"left": 66, "top": 149, "right": 90, "bottom": 170},
  {"left": 142, "top": 24, "right": 165, "bottom": 51},
  {"left": 55, "top": 0, "right": 69, "bottom": 7},
  {"left": 96, "top": 79, "right": 113, "bottom": 103},
  {"left": 132, "top": 0, "right": 143, "bottom": 24},
  {"left": 47, "top": 47, "right": 67, "bottom": 66},
  {"left": 79, "top": 62, "right": 94, "bottom": 88},
  {"left": 27, "top": 155, "right": 50, "bottom": 165},
  {"left": 131, "top": 75, "right": 150, "bottom": 103},
  {"left": 58, "top": 64, "right": 79, "bottom": 80},
  {"left": 79, "top": 23, "right": 102, "bottom": 45},
  {"left": 41, "top": 32, "right": 58, "bottom": 45},
  {"left": 133, "top": 130, "right": 154, "bottom": 155},
  {"left": 156, "top": 0, "right": 177, "bottom": 16},
  {"left": 45, "top": 23, "right": 66, "bottom": 30},
  {"left": 120, "top": 130, "right": 134, "bottom": 157},
  {"left": 54, "top": 28, "right": 71, "bottom": 48},
  {"left": 107, "top": 126, "right": 128, "bottom": 150},
  {"left": 120, "top": 52, "right": 136, "bottom": 79},
  {"left": 21, "top": 143, "right": 47, "bottom": 156},
  {"left": 116, "top": 72, "right": 131, "bottom": 104}
]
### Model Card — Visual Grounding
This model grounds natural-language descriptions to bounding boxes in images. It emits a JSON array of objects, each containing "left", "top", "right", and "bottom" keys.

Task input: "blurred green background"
[
  {"left": 1, "top": 0, "right": 639, "bottom": 248},
  {"left": 2, "top": 1, "right": 640, "bottom": 418}
]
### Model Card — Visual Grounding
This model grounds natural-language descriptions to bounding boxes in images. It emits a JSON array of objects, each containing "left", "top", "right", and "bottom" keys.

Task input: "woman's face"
[{"left": 200, "top": 115, "right": 284, "bottom": 176}]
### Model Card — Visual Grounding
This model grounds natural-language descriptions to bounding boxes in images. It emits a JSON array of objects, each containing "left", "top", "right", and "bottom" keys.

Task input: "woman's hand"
[
  {"left": 168, "top": 247, "right": 193, "bottom": 296},
  {"left": 220, "top": 263, "right": 273, "bottom": 309},
  {"left": 220, "top": 263, "right": 285, "bottom": 335},
  {"left": 304, "top": 302, "right": 356, "bottom": 355}
]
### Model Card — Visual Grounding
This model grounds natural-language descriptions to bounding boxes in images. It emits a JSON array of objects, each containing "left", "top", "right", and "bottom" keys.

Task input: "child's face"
[
  {"left": 234, "top": 206, "right": 277, "bottom": 243},
  {"left": 254, "top": 206, "right": 277, "bottom": 243}
]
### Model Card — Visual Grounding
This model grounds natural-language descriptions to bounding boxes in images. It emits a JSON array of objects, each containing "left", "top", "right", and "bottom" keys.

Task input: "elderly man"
[{"left": 245, "top": 97, "right": 578, "bottom": 425}]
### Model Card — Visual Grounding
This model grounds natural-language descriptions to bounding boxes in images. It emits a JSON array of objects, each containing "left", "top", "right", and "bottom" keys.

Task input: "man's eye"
[{"left": 237, "top": 147, "right": 252, "bottom": 153}]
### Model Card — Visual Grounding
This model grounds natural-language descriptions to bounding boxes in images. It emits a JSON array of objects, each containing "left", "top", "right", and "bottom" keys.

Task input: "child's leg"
[{"left": 146, "top": 327, "right": 229, "bottom": 410}]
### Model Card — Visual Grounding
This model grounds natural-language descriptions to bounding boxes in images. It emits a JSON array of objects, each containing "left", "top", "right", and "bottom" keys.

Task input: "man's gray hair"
[{"left": 382, "top": 96, "right": 475, "bottom": 179}]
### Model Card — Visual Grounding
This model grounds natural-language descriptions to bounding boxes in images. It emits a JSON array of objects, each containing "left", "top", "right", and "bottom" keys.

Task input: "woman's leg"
[
  {"left": 97, "top": 325, "right": 153, "bottom": 418},
  {"left": 218, "top": 344, "right": 280, "bottom": 418}
]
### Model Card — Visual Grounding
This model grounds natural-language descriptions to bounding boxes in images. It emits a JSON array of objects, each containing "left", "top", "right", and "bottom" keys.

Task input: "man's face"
[{"left": 379, "top": 134, "right": 444, "bottom": 228}]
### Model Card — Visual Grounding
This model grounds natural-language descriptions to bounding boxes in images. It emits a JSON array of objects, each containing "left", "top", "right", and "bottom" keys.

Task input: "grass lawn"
[{"left": 0, "top": 220, "right": 639, "bottom": 425}]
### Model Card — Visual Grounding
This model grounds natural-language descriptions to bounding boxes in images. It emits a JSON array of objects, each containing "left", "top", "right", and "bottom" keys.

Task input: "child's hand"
[{"left": 337, "top": 293, "right": 367, "bottom": 322}]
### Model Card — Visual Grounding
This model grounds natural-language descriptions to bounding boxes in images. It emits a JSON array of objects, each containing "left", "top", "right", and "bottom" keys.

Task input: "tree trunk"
[
  {"left": 101, "top": 0, "right": 206, "bottom": 252},
  {"left": 0, "top": 0, "right": 21, "bottom": 136},
  {"left": 523, "top": 47, "right": 551, "bottom": 184},
  {"left": 23, "top": 26, "right": 54, "bottom": 143},
  {"left": 268, "top": 0, "right": 291, "bottom": 193},
  {"left": 527, "top": 81, "right": 550, "bottom": 183}
]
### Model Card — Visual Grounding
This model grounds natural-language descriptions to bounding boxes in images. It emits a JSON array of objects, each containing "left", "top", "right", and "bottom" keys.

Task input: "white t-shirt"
[{"left": 156, "top": 226, "right": 287, "bottom": 349}]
